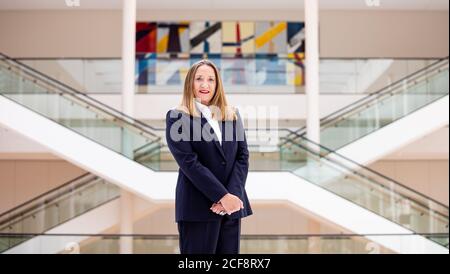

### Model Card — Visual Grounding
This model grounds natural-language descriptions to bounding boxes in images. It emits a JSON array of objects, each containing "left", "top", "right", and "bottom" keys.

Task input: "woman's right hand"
[{"left": 219, "top": 193, "right": 244, "bottom": 215}]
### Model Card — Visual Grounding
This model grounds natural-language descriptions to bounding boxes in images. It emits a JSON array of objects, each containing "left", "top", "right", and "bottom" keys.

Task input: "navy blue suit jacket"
[{"left": 166, "top": 108, "right": 253, "bottom": 222}]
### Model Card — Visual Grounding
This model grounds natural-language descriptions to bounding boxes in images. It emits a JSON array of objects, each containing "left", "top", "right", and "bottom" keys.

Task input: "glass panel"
[
  {"left": 323, "top": 67, "right": 448, "bottom": 151},
  {"left": 14, "top": 57, "right": 440, "bottom": 94},
  {"left": 288, "top": 60, "right": 449, "bottom": 151},
  {"left": 0, "top": 57, "right": 162, "bottom": 170},
  {"left": 280, "top": 136, "right": 449, "bottom": 235},
  {"left": 0, "top": 233, "right": 446, "bottom": 254},
  {"left": 0, "top": 174, "right": 120, "bottom": 252}
]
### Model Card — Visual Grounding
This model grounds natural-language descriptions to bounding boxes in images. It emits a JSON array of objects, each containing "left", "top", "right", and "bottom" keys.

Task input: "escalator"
[
  {"left": 0, "top": 52, "right": 166, "bottom": 200},
  {"left": 0, "top": 173, "right": 119, "bottom": 252},
  {"left": 278, "top": 132, "right": 448, "bottom": 238},
  {"left": 0, "top": 52, "right": 447, "bottom": 253},
  {"left": 282, "top": 58, "right": 449, "bottom": 165}
]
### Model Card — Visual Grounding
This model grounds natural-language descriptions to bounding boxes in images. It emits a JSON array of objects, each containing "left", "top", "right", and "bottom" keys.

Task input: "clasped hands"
[{"left": 210, "top": 193, "right": 244, "bottom": 216}]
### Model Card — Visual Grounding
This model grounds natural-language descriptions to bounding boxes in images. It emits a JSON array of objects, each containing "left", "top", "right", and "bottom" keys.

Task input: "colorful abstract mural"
[
  {"left": 255, "top": 54, "right": 287, "bottom": 85},
  {"left": 157, "top": 22, "right": 190, "bottom": 53},
  {"left": 136, "top": 53, "right": 157, "bottom": 86},
  {"left": 287, "top": 53, "right": 305, "bottom": 86},
  {"left": 222, "top": 22, "right": 255, "bottom": 55},
  {"left": 221, "top": 56, "right": 255, "bottom": 85},
  {"left": 287, "top": 22, "right": 305, "bottom": 56},
  {"left": 155, "top": 53, "right": 190, "bottom": 85},
  {"left": 255, "top": 22, "right": 287, "bottom": 54},
  {"left": 136, "top": 22, "right": 157, "bottom": 53},
  {"left": 190, "top": 22, "right": 222, "bottom": 54},
  {"left": 135, "top": 20, "right": 306, "bottom": 88}
]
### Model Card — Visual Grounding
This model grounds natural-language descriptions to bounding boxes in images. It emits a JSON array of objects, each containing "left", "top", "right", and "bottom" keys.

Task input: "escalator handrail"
[
  {"left": 285, "top": 57, "right": 449, "bottom": 140},
  {"left": 282, "top": 135, "right": 449, "bottom": 212},
  {"left": 0, "top": 52, "right": 161, "bottom": 139},
  {"left": 0, "top": 173, "right": 94, "bottom": 223}
]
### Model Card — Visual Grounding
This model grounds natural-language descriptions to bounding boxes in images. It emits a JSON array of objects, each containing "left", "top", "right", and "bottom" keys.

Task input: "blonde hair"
[{"left": 176, "top": 59, "right": 237, "bottom": 121}]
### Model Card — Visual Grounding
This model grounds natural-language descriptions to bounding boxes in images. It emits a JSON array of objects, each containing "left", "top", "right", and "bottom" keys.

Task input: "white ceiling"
[{"left": 0, "top": 0, "right": 448, "bottom": 11}]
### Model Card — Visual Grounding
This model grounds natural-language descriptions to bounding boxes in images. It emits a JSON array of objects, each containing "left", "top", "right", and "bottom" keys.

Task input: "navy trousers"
[{"left": 177, "top": 217, "right": 241, "bottom": 254}]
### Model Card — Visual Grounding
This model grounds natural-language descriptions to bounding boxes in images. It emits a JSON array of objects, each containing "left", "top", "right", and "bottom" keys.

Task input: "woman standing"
[{"left": 166, "top": 59, "right": 252, "bottom": 254}]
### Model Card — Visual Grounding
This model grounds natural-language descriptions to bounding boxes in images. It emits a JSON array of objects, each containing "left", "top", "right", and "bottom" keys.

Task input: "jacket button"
[{"left": 221, "top": 161, "right": 226, "bottom": 165}]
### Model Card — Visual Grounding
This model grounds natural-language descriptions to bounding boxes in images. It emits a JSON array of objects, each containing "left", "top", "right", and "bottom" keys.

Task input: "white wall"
[
  {"left": 0, "top": 10, "right": 448, "bottom": 58},
  {"left": 369, "top": 160, "right": 449, "bottom": 206},
  {"left": 319, "top": 10, "right": 449, "bottom": 58},
  {"left": 0, "top": 10, "right": 447, "bottom": 121},
  {"left": 0, "top": 159, "right": 85, "bottom": 214}
]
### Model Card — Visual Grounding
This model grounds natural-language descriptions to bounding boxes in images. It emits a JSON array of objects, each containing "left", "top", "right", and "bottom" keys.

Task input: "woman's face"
[{"left": 193, "top": 65, "right": 216, "bottom": 105}]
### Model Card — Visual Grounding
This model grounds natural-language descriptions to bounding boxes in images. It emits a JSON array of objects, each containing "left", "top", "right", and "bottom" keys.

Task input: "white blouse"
[{"left": 194, "top": 100, "right": 222, "bottom": 145}]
